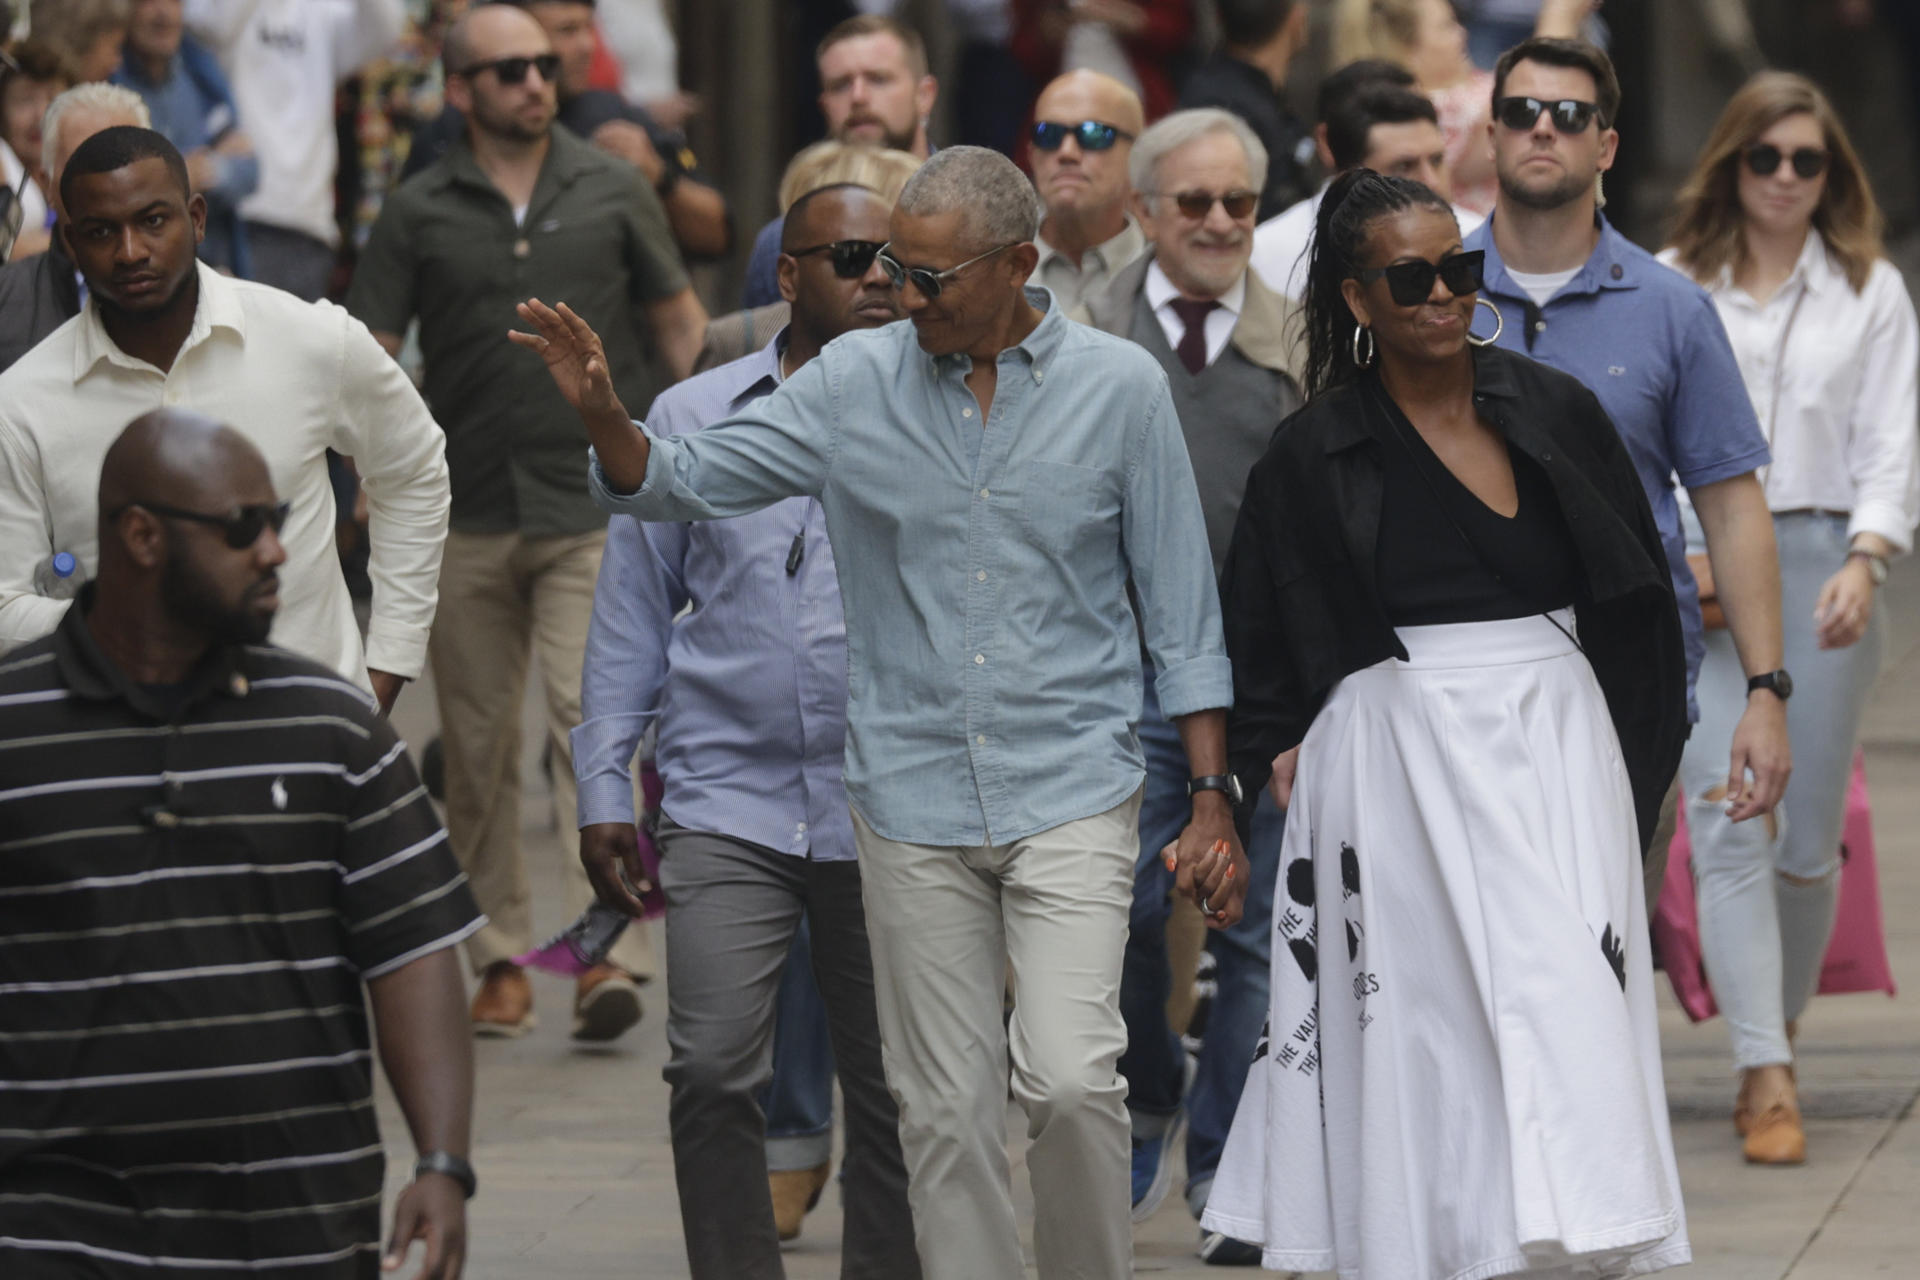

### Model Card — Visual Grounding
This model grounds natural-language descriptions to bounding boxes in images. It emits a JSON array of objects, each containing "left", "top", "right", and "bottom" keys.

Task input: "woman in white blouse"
[{"left": 1661, "top": 71, "right": 1919, "bottom": 1167}]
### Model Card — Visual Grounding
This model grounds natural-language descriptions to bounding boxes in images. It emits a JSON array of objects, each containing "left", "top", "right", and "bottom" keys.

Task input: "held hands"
[
  {"left": 1268, "top": 746, "right": 1300, "bottom": 810},
  {"left": 382, "top": 1172, "right": 466, "bottom": 1279},
  {"left": 579, "top": 822, "right": 655, "bottom": 919},
  {"left": 1813, "top": 558, "right": 1875, "bottom": 650},
  {"left": 1165, "top": 794, "right": 1249, "bottom": 929},
  {"left": 1724, "top": 694, "right": 1791, "bottom": 823},
  {"left": 510, "top": 299, "right": 626, "bottom": 419}
]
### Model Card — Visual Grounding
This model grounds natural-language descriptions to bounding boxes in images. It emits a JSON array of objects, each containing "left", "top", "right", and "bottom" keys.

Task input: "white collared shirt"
[
  {"left": 1658, "top": 233, "right": 1920, "bottom": 554},
  {"left": 1145, "top": 260, "right": 1245, "bottom": 368},
  {"left": 1035, "top": 218, "right": 1146, "bottom": 312},
  {"left": 1249, "top": 182, "right": 1486, "bottom": 303},
  {"left": 0, "top": 262, "right": 451, "bottom": 686}
]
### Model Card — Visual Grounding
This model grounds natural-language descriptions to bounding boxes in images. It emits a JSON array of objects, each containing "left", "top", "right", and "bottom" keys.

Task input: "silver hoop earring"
[
  {"left": 1350, "top": 324, "right": 1375, "bottom": 368},
  {"left": 1466, "top": 297, "right": 1504, "bottom": 348}
]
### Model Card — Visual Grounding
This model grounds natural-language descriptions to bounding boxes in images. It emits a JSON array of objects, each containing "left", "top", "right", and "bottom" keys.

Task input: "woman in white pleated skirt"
[{"left": 1194, "top": 170, "right": 1691, "bottom": 1279}]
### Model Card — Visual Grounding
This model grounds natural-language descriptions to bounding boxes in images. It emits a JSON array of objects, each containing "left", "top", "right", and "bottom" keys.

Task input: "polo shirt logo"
[
  {"left": 271, "top": 777, "right": 288, "bottom": 811},
  {"left": 1608, "top": 365, "right": 1627, "bottom": 376}
]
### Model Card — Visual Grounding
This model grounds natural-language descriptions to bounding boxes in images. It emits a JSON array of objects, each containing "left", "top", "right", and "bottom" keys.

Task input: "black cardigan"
[{"left": 1220, "top": 344, "right": 1688, "bottom": 855}]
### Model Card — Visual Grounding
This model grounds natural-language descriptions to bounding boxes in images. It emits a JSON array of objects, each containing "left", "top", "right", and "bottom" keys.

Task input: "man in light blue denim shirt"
[
  {"left": 518, "top": 147, "right": 1244, "bottom": 1280},
  {"left": 571, "top": 185, "right": 917, "bottom": 1280}
]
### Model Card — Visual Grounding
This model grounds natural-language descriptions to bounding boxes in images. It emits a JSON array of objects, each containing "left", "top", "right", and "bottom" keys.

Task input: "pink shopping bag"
[{"left": 1653, "top": 749, "right": 1897, "bottom": 1023}]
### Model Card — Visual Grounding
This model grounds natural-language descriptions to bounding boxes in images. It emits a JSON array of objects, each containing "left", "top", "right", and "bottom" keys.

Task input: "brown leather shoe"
[
  {"left": 470, "top": 962, "right": 535, "bottom": 1037},
  {"left": 1743, "top": 1101, "right": 1807, "bottom": 1165},
  {"left": 770, "top": 1161, "right": 831, "bottom": 1242},
  {"left": 1735, "top": 1064, "right": 1797, "bottom": 1137},
  {"left": 572, "top": 965, "right": 643, "bottom": 1042}
]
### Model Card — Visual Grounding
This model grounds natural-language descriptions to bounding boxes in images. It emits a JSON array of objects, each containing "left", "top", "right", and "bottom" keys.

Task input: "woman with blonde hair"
[
  {"left": 1659, "top": 70, "right": 1918, "bottom": 1167},
  {"left": 1331, "top": 0, "right": 1596, "bottom": 215}
]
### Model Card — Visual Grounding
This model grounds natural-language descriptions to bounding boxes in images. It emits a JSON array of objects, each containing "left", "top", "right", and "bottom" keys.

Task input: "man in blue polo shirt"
[{"left": 1465, "top": 37, "right": 1791, "bottom": 889}]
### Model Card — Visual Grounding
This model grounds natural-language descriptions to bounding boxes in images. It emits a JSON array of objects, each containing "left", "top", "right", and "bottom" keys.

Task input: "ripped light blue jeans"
[{"left": 1678, "top": 511, "right": 1884, "bottom": 1070}]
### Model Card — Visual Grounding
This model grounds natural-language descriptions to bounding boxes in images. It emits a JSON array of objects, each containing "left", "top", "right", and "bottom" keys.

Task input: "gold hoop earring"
[
  {"left": 1350, "top": 324, "right": 1376, "bottom": 368},
  {"left": 1466, "top": 298, "right": 1504, "bottom": 348}
]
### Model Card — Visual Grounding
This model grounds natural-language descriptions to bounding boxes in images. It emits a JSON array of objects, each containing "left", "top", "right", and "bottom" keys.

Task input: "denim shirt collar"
[{"left": 927, "top": 286, "right": 1064, "bottom": 383}]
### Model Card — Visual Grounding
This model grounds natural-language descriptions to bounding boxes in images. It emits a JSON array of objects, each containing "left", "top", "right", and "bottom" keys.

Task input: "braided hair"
[{"left": 1301, "top": 168, "right": 1455, "bottom": 398}]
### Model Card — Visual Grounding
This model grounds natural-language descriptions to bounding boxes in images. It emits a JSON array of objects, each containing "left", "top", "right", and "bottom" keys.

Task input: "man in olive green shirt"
[{"left": 348, "top": 3, "right": 703, "bottom": 1039}]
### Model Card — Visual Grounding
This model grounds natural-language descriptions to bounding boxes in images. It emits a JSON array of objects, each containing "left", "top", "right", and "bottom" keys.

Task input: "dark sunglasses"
[
  {"left": 109, "top": 500, "right": 291, "bottom": 549},
  {"left": 877, "top": 241, "right": 1019, "bottom": 299},
  {"left": 786, "top": 239, "right": 886, "bottom": 278},
  {"left": 1353, "top": 249, "right": 1486, "bottom": 307},
  {"left": 458, "top": 53, "right": 561, "bottom": 85},
  {"left": 1745, "top": 144, "right": 1828, "bottom": 180},
  {"left": 1157, "top": 189, "right": 1259, "bottom": 220},
  {"left": 1494, "top": 96, "right": 1602, "bottom": 134},
  {"left": 1031, "top": 120, "right": 1134, "bottom": 152}
]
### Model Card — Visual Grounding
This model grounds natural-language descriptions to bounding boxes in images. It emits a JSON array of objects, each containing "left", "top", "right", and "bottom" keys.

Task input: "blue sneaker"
[{"left": 1129, "top": 1107, "right": 1186, "bottom": 1223}]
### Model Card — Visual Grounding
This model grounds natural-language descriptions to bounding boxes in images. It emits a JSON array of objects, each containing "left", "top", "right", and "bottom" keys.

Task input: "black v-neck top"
[{"left": 1371, "top": 387, "right": 1581, "bottom": 626}]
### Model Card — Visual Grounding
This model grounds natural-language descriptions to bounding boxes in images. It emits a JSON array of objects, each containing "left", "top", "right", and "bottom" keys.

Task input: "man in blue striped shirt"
[
  {"left": 519, "top": 145, "right": 1244, "bottom": 1280},
  {"left": 572, "top": 183, "right": 918, "bottom": 1279}
]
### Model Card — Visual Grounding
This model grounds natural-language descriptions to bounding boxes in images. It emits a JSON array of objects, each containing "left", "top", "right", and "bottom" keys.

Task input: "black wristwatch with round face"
[
  {"left": 1747, "top": 669, "right": 1794, "bottom": 702},
  {"left": 1187, "top": 774, "right": 1244, "bottom": 804}
]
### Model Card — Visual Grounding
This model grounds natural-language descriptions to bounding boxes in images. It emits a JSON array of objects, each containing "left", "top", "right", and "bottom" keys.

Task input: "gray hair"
[
  {"left": 895, "top": 145, "right": 1044, "bottom": 252},
  {"left": 42, "top": 83, "right": 151, "bottom": 173},
  {"left": 1128, "top": 108, "right": 1269, "bottom": 200}
]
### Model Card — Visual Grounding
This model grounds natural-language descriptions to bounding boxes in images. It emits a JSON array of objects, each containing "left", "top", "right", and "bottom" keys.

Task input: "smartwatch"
[
  {"left": 1747, "top": 670, "right": 1794, "bottom": 702},
  {"left": 1848, "top": 549, "right": 1890, "bottom": 586},
  {"left": 1187, "top": 774, "right": 1244, "bottom": 804},
  {"left": 414, "top": 1151, "right": 477, "bottom": 1199}
]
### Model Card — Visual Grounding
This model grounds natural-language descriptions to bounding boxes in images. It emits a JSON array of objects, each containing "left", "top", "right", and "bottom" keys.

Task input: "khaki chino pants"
[
  {"left": 432, "top": 527, "right": 652, "bottom": 978},
  {"left": 852, "top": 792, "right": 1142, "bottom": 1280}
]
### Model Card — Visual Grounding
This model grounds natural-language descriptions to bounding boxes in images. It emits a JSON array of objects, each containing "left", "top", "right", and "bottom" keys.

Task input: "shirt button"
[
  {"left": 962, "top": 407, "right": 974, "bottom": 418},
  {"left": 152, "top": 810, "right": 179, "bottom": 829},
  {"left": 163, "top": 390, "right": 182, "bottom": 406},
  {"left": 1533, "top": 320, "right": 1547, "bottom": 333},
  {"left": 976, "top": 734, "right": 987, "bottom": 745},
  {"left": 979, "top": 488, "right": 990, "bottom": 500},
  {"left": 1033, "top": 368, "right": 1044, "bottom": 382},
  {"left": 974, "top": 653, "right": 985, "bottom": 664},
  {"left": 797, "top": 822, "right": 808, "bottom": 832},
  {"left": 976, "top": 570, "right": 987, "bottom": 581}
]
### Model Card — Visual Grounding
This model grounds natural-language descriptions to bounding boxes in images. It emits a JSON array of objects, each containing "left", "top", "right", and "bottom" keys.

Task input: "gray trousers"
[{"left": 656, "top": 820, "right": 918, "bottom": 1280}]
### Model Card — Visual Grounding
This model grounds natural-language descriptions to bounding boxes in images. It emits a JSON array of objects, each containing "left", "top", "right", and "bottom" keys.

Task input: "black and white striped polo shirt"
[{"left": 0, "top": 603, "right": 483, "bottom": 1278}]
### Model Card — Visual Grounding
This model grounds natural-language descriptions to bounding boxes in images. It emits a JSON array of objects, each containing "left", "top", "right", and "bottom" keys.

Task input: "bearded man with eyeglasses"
[
  {"left": 0, "top": 125, "right": 448, "bottom": 718},
  {"left": 517, "top": 143, "right": 1244, "bottom": 1280},
  {"left": 1070, "top": 104, "right": 1302, "bottom": 1267},
  {"left": 347, "top": 2, "right": 704, "bottom": 1037}
]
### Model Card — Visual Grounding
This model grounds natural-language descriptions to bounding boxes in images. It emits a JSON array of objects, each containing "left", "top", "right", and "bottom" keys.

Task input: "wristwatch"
[
  {"left": 1187, "top": 774, "right": 1244, "bottom": 804},
  {"left": 1747, "top": 670, "right": 1794, "bottom": 702},
  {"left": 414, "top": 1151, "right": 477, "bottom": 1199},
  {"left": 1847, "top": 549, "right": 1890, "bottom": 586}
]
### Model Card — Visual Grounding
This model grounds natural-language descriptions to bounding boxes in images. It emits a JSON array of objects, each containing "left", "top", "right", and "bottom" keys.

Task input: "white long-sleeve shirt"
[
  {"left": 186, "top": 0, "right": 407, "bottom": 246},
  {"left": 1658, "top": 234, "right": 1920, "bottom": 555},
  {"left": 0, "top": 263, "right": 449, "bottom": 686}
]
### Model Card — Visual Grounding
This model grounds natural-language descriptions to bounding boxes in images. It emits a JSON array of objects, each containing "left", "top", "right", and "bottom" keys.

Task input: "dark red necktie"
[{"left": 1170, "top": 297, "right": 1217, "bottom": 375}]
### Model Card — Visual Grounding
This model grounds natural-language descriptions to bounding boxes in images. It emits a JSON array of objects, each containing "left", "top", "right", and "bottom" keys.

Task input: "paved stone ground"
[{"left": 374, "top": 563, "right": 1920, "bottom": 1279}]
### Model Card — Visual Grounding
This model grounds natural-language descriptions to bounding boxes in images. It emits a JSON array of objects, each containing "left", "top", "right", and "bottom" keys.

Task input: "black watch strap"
[
  {"left": 1747, "top": 669, "right": 1794, "bottom": 701},
  {"left": 1187, "top": 773, "right": 1242, "bottom": 803},
  {"left": 414, "top": 1151, "right": 477, "bottom": 1199}
]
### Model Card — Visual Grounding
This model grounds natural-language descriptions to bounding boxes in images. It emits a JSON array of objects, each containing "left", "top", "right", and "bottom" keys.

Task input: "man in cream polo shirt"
[{"left": 0, "top": 126, "right": 447, "bottom": 709}]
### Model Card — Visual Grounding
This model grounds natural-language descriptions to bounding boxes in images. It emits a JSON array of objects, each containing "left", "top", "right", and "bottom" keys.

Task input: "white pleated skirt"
[{"left": 1201, "top": 611, "right": 1689, "bottom": 1280}]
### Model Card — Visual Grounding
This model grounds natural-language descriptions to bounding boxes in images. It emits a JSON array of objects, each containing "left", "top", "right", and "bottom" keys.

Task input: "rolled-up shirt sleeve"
[
  {"left": 1122, "top": 378, "right": 1233, "bottom": 717},
  {"left": 590, "top": 350, "right": 839, "bottom": 521}
]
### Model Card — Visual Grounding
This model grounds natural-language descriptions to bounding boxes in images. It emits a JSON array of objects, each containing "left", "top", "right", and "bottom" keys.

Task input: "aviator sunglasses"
[
  {"left": 1156, "top": 189, "right": 1259, "bottom": 220},
  {"left": 785, "top": 239, "right": 885, "bottom": 278},
  {"left": 1744, "top": 144, "right": 1828, "bottom": 180},
  {"left": 108, "top": 500, "right": 292, "bottom": 549},
  {"left": 1354, "top": 249, "right": 1486, "bottom": 307},
  {"left": 1494, "top": 96, "right": 1602, "bottom": 134},
  {"left": 1031, "top": 120, "right": 1135, "bottom": 152},
  {"left": 458, "top": 53, "right": 561, "bottom": 85},
  {"left": 877, "top": 242, "right": 1019, "bottom": 299}
]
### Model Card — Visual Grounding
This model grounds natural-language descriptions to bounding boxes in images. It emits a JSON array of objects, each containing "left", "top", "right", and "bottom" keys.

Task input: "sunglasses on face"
[
  {"left": 1157, "top": 189, "right": 1259, "bottom": 220},
  {"left": 1353, "top": 249, "right": 1486, "bottom": 307},
  {"left": 1744, "top": 144, "right": 1828, "bottom": 180},
  {"left": 458, "top": 53, "right": 561, "bottom": 86},
  {"left": 110, "top": 500, "right": 292, "bottom": 549},
  {"left": 1494, "top": 96, "right": 1601, "bottom": 134},
  {"left": 1031, "top": 120, "right": 1134, "bottom": 152},
  {"left": 786, "top": 239, "right": 886, "bottom": 278},
  {"left": 877, "top": 241, "right": 1019, "bottom": 299}
]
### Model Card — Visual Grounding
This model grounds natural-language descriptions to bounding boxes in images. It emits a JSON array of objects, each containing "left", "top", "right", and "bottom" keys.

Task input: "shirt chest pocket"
[{"left": 1016, "top": 460, "right": 1117, "bottom": 557}]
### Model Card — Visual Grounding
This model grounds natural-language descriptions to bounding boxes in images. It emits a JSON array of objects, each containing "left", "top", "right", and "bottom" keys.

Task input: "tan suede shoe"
[
  {"left": 470, "top": 962, "right": 535, "bottom": 1037},
  {"left": 572, "top": 965, "right": 643, "bottom": 1042},
  {"left": 1743, "top": 1101, "right": 1807, "bottom": 1165},
  {"left": 770, "top": 1161, "right": 831, "bottom": 1242}
]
